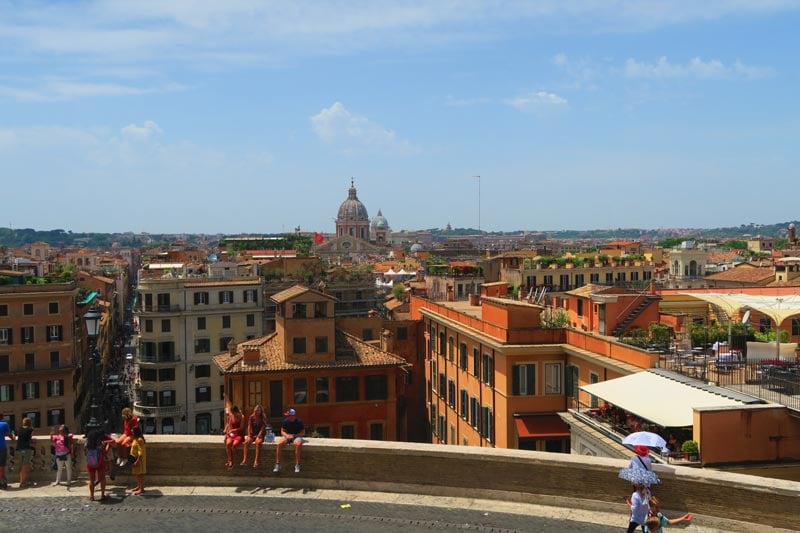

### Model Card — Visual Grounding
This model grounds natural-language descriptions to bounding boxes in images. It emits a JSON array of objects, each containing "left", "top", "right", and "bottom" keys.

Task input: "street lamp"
[{"left": 83, "top": 307, "right": 102, "bottom": 433}]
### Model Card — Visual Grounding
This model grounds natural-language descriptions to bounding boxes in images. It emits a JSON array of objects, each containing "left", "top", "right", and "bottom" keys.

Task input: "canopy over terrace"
[
  {"left": 580, "top": 369, "right": 757, "bottom": 428},
  {"left": 680, "top": 292, "right": 800, "bottom": 358}
]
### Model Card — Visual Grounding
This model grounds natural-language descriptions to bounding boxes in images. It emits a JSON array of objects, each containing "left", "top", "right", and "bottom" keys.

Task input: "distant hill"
[{"left": 1, "top": 221, "right": 795, "bottom": 248}]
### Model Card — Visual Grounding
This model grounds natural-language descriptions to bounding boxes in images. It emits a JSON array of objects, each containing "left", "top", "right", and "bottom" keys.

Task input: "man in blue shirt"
[
  {"left": 0, "top": 412, "right": 16, "bottom": 489},
  {"left": 273, "top": 408, "right": 305, "bottom": 474}
]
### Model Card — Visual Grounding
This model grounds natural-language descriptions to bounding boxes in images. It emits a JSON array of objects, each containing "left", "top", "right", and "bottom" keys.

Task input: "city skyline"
[{"left": 1, "top": 2, "right": 798, "bottom": 234}]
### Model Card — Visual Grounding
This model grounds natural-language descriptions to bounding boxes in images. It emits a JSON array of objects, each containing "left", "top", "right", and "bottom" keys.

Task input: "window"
[
  {"left": 314, "top": 426, "right": 331, "bottom": 438},
  {"left": 365, "top": 375, "right": 388, "bottom": 401},
  {"left": 315, "top": 377, "right": 330, "bottom": 403},
  {"left": 21, "top": 326, "right": 34, "bottom": 344},
  {"left": 335, "top": 376, "right": 359, "bottom": 402},
  {"left": 140, "top": 368, "right": 157, "bottom": 382},
  {"left": 222, "top": 315, "right": 231, "bottom": 329},
  {"left": 162, "top": 418, "right": 175, "bottom": 434},
  {"left": 195, "top": 386, "right": 211, "bottom": 402},
  {"left": 218, "top": 291, "right": 233, "bottom": 304},
  {"left": 25, "top": 353, "right": 35, "bottom": 370},
  {"left": 0, "top": 304, "right": 7, "bottom": 316},
  {"left": 469, "top": 397, "right": 479, "bottom": 429},
  {"left": 161, "top": 319, "right": 171, "bottom": 333},
  {"left": 244, "top": 289, "right": 258, "bottom": 303},
  {"left": 293, "top": 378, "right": 308, "bottom": 404},
  {"left": 292, "top": 337, "right": 306, "bottom": 355},
  {"left": 50, "top": 351, "right": 59, "bottom": 368},
  {"left": 26, "top": 411, "right": 41, "bottom": 428},
  {"left": 219, "top": 336, "right": 233, "bottom": 351},
  {"left": 792, "top": 318, "right": 800, "bottom": 336},
  {"left": 194, "top": 291, "right": 209, "bottom": 305},
  {"left": 144, "top": 319, "right": 153, "bottom": 333},
  {"left": 195, "top": 364, "right": 211, "bottom": 378},
  {"left": 157, "top": 293, "right": 171, "bottom": 310},
  {"left": 430, "top": 359, "right": 437, "bottom": 391},
  {"left": 48, "top": 409, "right": 65, "bottom": 426},
  {"left": 481, "top": 406, "right": 493, "bottom": 441},
  {"left": 158, "top": 341, "right": 175, "bottom": 360},
  {"left": 194, "top": 338, "right": 211, "bottom": 353},
  {"left": 447, "top": 379, "right": 455, "bottom": 408},
  {"left": 23, "top": 381, "right": 39, "bottom": 400},
  {"left": 196, "top": 413, "right": 211, "bottom": 434},
  {"left": 544, "top": 363, "right": 563, "bottom": 394},
  {"left": 49, "top": 302, "right": 59, "bottom": 314},
  {"left": 362, "top": 328, "right": 374, "bottom": 341},
  {"left": 159, "top": 390, "right": 176, "bottom": 406},
  {"left": 759, "top": 317, "right": 771, "bottom": 333},
  {"left": 438, "top": 332, "right": 445, "bottom": 354},
  {"left": 340, "top": 424, "right": 356, "bottom": 439},
  {"left": 158, "top": 368, "right": 175, "bottom": 382},
  {"left": 448, "top": 336, "right": 454, "bottom": 361},
  {"left": 369, "top": 423, "right": 384, "bottom": 440},
  {"left": 246, "top": 314, "right": 255, "bottom": 328},
  {"left": 482, "top": 353, "right": 493, "bottom": 385},
  {"left": 574, "top": 274, "right": 585, "bottom": 287},
  {"left": 141, "top": 390, "right": 157, "bottom": 405},
  {"left": 566, "top": 365, "right": 579, "bottom": 398},
  {"left": 605, "top": 273, "right": 613, "bottom": 284},
  {"left": 512, "top": 363, "right": 536, "bottom": 395},
  {"left": 460, "top": 389, "right": 468, "bottom": 419},
  {"left": 0, "top": 328, "right": 11, "bottom": 345},
  {"left": 472, "top": 348, "right": 479, "bottom": 377},
  {"left": 459, "top": 343, "right": 468, "bottom": 370},
  {"left": 144, "top": 293, "right": 153, "bottom": 311},
  {"left": 438, "top": 373, "right": 446, "bottom": 395},
  {"left": 315, "top": 336, "right": 328, "bottom": 353},
  {"left": 590, "top": 273, "right": 599, "bottom": 283},
  {"left": 24, "top": 303, "right": 34, "bottom": 315},
  {"left": 197, "top": 317, "right": 206, "bottom": 330},
  {"left": 248, "top": 381, "right": 262, "bottom": 407},
  {"left": 559, "top": 274, "right": 569, "bottom": 291},
  {"left": 141, "top": 342, "right": 156, "bottom": 358},
  {"left": 47, "top": 379, "right": 64, "bottom": 397},
  {"left": 577, "top": 299, "right": 584, "bottom": 317},
  {"left": 590, "top": 372, "right": 600, "bottom": 408},
  {"left": 396, "top": 327, "right": 408, "bottom": 341},
  {"left": 314, "top": 302, "right": 327, "bottom": 318},
  {"left": 292, "top": 303, "right": 307, "bottom": 319},
  {"left": 543, "top": 275, "right": 553, "bottom": 286},
  {"left": 0, "top": 384, "right": 13, "bottom": 402}
]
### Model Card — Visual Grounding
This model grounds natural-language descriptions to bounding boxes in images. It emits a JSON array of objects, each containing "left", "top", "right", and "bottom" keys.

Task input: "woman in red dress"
[{"left": 224, "top": 405, "right": 244, "bottom": 469}]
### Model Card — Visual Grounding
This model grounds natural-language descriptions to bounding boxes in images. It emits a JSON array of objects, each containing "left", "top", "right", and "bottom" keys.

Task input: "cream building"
[{"left": 134, "top": 273, "right": 263, "bottom": 434}]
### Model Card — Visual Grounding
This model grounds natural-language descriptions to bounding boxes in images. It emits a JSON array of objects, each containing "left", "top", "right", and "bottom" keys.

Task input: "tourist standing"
[
  {"left": 15, "top": 417, "right": 34, "bottom": 488},
  {"left": 129, "top": 426, "right": 147, "bottom": 495},
  {"left": 50, "top": 424, "right": 74, "bottom": 489},
  {"left": 0, "top": 413, "right": 14, "bottom": 489}
]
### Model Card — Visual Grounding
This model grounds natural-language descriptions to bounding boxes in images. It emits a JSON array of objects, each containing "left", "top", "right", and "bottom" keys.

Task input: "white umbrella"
[{"left": 622, "top": 431, "right": 667, "bottom": 449}]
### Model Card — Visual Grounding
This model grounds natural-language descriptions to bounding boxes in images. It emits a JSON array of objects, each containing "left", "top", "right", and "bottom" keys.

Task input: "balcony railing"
[
  {"left": 133, "top": 402, "right": 183, "bottom": 418},
  {"left": 137, "top": 354, "right": 181, "bottom": 364},
  {"left": 137, "top": 304, "right": 183, "bottom": 313}
]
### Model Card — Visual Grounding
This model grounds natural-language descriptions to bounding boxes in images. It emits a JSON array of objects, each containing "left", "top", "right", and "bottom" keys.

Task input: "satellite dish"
[{"left": 742, "top": 310, "right": 751, "bottom": 324}]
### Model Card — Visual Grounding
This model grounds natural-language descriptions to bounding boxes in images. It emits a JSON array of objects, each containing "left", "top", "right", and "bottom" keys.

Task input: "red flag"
[{"left": 314, "top": 232, "right": 324, "bottom": 244}]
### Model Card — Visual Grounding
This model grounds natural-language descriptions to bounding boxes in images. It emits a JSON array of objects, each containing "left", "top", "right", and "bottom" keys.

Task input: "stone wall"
[{"left": 9, "top": 436, "right": 799, "bottom": 529}]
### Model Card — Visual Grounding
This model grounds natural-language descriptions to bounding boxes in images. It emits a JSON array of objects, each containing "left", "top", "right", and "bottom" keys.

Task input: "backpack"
[{"left": 86, "top": 448, "right": 101, "bottom": 469}]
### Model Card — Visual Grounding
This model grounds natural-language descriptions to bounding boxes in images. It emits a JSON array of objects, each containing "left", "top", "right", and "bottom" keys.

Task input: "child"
[
  {"left": 645, "top": 496, "right": 692, "bottom": 532},
  {"left": 626, "top": 483, "right": 651, "bottom": 533},
  {"left": 129, "top": 426, "right": 146, "bottom": 495}
]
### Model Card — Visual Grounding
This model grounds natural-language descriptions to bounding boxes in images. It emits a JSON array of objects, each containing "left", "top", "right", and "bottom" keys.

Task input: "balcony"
[
  {"left": 133, "top": 402, "right": 184, "bottom": 418},
  {"left": 137, "top": 354, "right": 181, "bottom": 365}
]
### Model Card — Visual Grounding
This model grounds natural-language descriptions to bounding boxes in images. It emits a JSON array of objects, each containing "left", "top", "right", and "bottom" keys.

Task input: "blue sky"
[{"left": 1, "top": 1, "right": 798, "bottom": 235}]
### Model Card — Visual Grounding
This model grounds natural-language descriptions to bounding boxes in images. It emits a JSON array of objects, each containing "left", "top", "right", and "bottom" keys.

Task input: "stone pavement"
[{"left": 0, "top": 481, "right": 787, "bottom": 532}]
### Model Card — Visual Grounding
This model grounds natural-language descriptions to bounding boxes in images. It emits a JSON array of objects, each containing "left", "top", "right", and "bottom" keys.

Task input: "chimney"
[{"left": 227, "top": 338, "right": 236, "bottom": 356}]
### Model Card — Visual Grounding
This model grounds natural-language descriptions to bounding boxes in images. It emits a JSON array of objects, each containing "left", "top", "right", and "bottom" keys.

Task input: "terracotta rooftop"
[
  {"left": 704, "top": 264, "right": 775, "bottom": 284},
  {"left": 271, "top": 285, "right": 334, "bottom": 303},
  {"left": 212, "top": 330, "right": 409, "bottom": 374}
]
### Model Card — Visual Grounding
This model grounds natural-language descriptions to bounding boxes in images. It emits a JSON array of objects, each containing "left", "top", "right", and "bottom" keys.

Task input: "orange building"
[{"left": 213, "top": 285, "right": 411, "bottom": 440}]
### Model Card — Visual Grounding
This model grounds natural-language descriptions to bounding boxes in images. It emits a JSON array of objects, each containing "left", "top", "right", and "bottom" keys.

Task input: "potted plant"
[{"left": 681, "top": 440, "right": 699, "bottom": 461}]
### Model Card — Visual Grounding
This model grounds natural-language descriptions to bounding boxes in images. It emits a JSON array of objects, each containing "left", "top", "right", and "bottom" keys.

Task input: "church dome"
[
  {"left": 337, "top": 180, "right": 369, "bottom": 222},
  {"left": 410, "top": 242, "right": 424, "bottom": 253},
  {"left": 372, "top": 209, "right": 389, "bottom": 229}
]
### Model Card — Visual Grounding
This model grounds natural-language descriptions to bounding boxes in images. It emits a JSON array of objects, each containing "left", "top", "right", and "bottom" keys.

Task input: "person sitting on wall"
[{"left": 273, "top": 408, "right": 305, "bottom": 474}]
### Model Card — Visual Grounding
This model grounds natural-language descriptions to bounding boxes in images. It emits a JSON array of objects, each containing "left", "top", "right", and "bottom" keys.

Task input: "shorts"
[
  {"left": 87, "top": 457, "right": 106, "bottom": 474},
  {"left": 0, "top": 448, "right": 6, "bottom": 467},
  {"left": 17, "top": 448, "right": 34, "bottom": 467},
  {"left": 226, "top": 434, "right": 243, "bottom": 445},
  {"left": 283, "top": 436, "right": 305, "bottom": 444}
]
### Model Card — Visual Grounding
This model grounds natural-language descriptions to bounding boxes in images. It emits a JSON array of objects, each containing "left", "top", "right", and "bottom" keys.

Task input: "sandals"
[{"left": 253, "top": 462, "right": 259, "bottom": 468}]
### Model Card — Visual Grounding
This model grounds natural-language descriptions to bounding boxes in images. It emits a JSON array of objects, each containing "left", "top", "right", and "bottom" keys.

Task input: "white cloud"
[
  {"left": 121, "top": 120, "right": 163, "bottom": 141},
  {"left": 505, "top": 91, "right": 568, "bottom": 112},
  {"left": 0, "top": 78, "right": 186, "bottom": 102},
  {"left": 310, "top": 102, "right": 415, "bottom": 154},
  {"left": 624, "top": 56, "right": 774, "bottom": 80}
]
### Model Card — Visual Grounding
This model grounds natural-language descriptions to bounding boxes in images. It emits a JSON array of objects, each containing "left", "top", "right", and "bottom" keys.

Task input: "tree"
[{"left": 391, "top": 283, "right": 406, "bottom": 300}]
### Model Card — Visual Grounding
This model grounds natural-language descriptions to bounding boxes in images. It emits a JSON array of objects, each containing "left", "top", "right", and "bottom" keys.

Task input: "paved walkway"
[{"left": 0, "top": 481, "right": 783, "bottom": 532}]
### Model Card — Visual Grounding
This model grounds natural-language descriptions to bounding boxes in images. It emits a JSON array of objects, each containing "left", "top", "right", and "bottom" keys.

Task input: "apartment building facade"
[
  {"left": 0, "top": 276, "right": 80, "bottom": 432},
  {"left": 134, "top": 274, "right": 263, "bottom": 434}
]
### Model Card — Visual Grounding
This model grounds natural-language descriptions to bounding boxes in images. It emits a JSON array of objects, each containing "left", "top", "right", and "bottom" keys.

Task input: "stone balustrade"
[{"left": 8, "top": 436, "right": 799, "bottom": 529}]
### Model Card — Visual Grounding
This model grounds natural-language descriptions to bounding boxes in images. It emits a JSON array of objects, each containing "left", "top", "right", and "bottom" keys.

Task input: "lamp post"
[{"left": 83, "top": 307, "right": 102, "bottom": 433}]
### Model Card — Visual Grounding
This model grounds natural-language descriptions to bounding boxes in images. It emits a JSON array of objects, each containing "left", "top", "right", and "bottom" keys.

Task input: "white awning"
[{"left": 580, "top": 371, "right": 746, "bottom": 427}]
